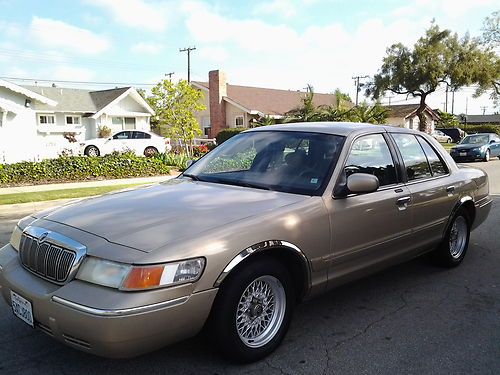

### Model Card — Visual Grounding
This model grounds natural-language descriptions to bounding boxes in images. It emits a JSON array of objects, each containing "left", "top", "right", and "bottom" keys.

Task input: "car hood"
[
  {"left": 39, "top": 179, "right": 308, "bottom": 252},
  {"left": 454, "top": 143, "right": 486, "bottom": 150}
]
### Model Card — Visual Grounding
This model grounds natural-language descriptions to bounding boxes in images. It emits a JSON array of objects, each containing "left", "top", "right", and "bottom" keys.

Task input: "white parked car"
[
  {"left": 80, "top": 130, "right": 171, "bottom": 157},
  {"left": 431, "top": 130, "right": 452, "bottom": 143}
]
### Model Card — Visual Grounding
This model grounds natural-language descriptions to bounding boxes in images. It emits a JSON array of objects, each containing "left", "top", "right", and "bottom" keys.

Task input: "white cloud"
[
  {"left": 199, "top": 46, "right": 229, "bottom": 63},
  {"left": 130, "top": 41, "right": 163, "bottom": 55},
  {"left": 85, "top": 0, "right": 170, "bottom": 32},
  {"left": 51, "top": 66, "right": 96, "bottom": 81},
  {"left": 30, "top": 17, "right": 110, "bottom": 55},
  {"left": 253, "top": 0, "right": 297, "bottom": 18}
]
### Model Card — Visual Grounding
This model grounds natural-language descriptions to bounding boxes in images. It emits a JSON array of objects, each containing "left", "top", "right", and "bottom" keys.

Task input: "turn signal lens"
[{"left": 121, "top": 266, "right": 164, "bottom": 290}]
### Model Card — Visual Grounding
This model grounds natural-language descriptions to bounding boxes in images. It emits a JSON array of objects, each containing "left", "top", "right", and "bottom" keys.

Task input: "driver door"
[{"left": 324, "top": 133, "right": 414, "bottom": 288}]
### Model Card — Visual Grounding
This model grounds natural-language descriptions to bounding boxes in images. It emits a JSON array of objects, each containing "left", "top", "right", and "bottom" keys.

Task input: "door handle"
[
  {"left": 446, "top": 186, "right": 455, "bottom": 194},
  {"left": 396, "top": 196, "right": 411, "bottom": 207}
]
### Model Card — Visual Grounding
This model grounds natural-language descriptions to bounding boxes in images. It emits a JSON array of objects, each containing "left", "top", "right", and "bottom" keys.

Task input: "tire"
[
  {"left": 207, "top": 257, "right": 295, "bottom": 363},
  {"left": 431, "top": 208, "right": 470, "bottom": 267},
  {"left": 84, "top": 145, "right": 100, "bottom": 157},
  {"left": 144, "top": 146, "right": 158, "bottom": 157},
  {"left": 483, "top": 149, "right": 490, "bottom": 162},
  {"left": 446, "top": 138, "right": 451, "bottom": 143}
]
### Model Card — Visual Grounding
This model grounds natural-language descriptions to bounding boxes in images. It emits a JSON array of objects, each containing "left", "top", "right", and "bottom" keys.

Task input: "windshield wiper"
[
  {"left": 207, "top": 177, "right": 272, "bottom": 191},
  {"left": 182, "top": 173, "right": 201, "bottom": 181}
]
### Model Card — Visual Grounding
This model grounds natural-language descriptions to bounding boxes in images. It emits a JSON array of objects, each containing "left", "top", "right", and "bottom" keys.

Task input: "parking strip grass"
[
  {"left": 0, "top": 183, "right": 145, "bottom": 205},
  {"left": 440, "top": 142, "right": 456, "bottom": 152}
]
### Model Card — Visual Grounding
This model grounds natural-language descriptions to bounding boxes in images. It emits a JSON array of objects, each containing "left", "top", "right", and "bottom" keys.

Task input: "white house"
[
  {"left": 0, "top": 79, "right": 154, "bottom": 164},
  {"left": 383, "top": 104, "right": 439, "bottom": 133}
]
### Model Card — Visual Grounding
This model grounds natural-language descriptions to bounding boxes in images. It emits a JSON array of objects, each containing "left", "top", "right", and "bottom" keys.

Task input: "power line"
[{"left": 0, "top": 76, "right": 157, "bottom": 87}]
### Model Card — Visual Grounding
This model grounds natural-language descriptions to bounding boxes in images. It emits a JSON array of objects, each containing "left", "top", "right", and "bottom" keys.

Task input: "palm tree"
[{"left": 283, "top": 84, "right": 322, "bottom": 122}]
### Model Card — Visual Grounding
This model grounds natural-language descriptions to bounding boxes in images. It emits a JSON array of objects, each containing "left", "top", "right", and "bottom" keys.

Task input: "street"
[{"left": 0, "top": 160, "right": 499, "bottom": 375}]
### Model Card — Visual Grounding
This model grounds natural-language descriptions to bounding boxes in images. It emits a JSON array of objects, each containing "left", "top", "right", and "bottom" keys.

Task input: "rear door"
[
  {"left": 390, "top": 133, "right": 457, "bottom": 250},
  {"left": 326, "top": 133, "right": 413, "bottom": 286}
]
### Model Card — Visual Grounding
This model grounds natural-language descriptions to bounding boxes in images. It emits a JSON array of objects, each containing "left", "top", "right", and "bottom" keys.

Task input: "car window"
[
  {"left": 113, "top": 131, "right": 130, "bottom": 140},
  {"left": 416, "top": 136, "right": 448, "bottom": 176},
  {"left": 392, "top": 134, "right": 432, "bottom": 181},
  {"left": 345, "top": 134, "right": 397, "bottom": 187},
  {"left": 132, "top": 131, "right": 151, "bottom": 139},
  {"left": 460, "top": 135, "right": 489, "bottom": 144}
]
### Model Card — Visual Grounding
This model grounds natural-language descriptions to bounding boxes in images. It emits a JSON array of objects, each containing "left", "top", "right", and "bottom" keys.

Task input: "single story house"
[
  {"left": 192, "top": 70, "right": 340, "bottom": 137},
  {"left": 0, "top": 79, "right": 154, "bottom": 163},
  {"left": 382, "top": 104, "right": 439, "bottom": 133},
  {"left": 458, "top": 114, "right": 500, "bottom": 125}
]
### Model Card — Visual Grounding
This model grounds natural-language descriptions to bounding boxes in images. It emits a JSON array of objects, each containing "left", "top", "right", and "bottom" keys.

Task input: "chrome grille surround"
[{"left": 19, "top": 226, "right": 87, "bottom": 285}]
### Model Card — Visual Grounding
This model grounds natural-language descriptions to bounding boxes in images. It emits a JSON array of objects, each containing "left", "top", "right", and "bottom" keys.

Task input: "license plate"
[
  {"left": 459, "top": 152, "right": 466, "bottom": 156},
  {"left": 11, "top": 291, "right": 34, "bottom": 327}
]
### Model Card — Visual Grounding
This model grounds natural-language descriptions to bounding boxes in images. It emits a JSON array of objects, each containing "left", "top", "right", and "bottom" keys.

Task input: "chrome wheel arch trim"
[
  {"left": 443, "top": 195, "right": 474, "bottom": 237},
  {"left": 213, "top": 240, "right": 311, "bottom": 289}
]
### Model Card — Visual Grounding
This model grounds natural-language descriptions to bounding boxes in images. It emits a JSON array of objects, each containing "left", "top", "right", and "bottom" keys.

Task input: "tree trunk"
[{"left": 415, "top": 94, "right": 428, "bottom": 133}]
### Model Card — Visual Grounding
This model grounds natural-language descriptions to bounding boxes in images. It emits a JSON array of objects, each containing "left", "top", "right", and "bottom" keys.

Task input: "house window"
[
  {"left": 235, "top": 116, "right": 244, "bottom": 127},
  {"left": 124, "top": 117, "right": 136, "bottom": 130},
  {"left": 112, "top": 116, "right": 123, "bottom": 127},
  {"left": 39, "top": 114, "right": 55, "bottom": 125},
  {"left": 65, "top": 115, "right": 81, "bottom": 125}
]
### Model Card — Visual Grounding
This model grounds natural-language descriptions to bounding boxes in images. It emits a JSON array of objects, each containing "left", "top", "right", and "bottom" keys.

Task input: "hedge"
[
  {"left": 0, "top": 153, "right": 173, "bottom": 186},
  {"left": 459, "top": 124, "right": 500, "bottom": 136},
  {"left": 215, "top": 127, "right": 246, "bottom": 144}
]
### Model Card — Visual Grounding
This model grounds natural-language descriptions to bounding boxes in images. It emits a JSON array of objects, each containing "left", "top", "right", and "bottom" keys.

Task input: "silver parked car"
[{"left": 0, "top": 123, "right": 491, "bottom": 362}]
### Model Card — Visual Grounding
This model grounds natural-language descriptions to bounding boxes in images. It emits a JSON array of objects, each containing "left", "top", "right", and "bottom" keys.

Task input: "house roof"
[
  {"left": 23, "top": 86, "right": 130, "bottom": 113},
  {"left": 0, "top": 79, "right": 57, "bottom": 106},
  {"left": 382, "top": 104, "right": 439, "bottom": 121},
  {"left": 193, "top": 81, "right": 339, "bottom": 116},
  {"left": 462, "top": 114, "right": 500, "bottom": 124}
]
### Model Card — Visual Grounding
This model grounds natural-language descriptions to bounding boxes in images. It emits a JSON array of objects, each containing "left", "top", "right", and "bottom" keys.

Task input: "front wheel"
[
  {"left": 207, "top": 258, "right": 294, "bottom": 363},
  {"left": 483, "top": 149, "right": 490, "bottom": 162},
  {"left": 431, "top": 209, "right": 470, "bottom": 267},
  {"left": 84, "top": 145, "right": 100, "bottom": 157}
]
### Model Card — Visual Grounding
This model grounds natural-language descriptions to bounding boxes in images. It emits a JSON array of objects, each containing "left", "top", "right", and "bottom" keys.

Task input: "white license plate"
[
  {"left": 11, "top": 291, "right": 34, "bottom": 327},
  {"left": 459, "top": 152, "right": 467, "bottom": 156}
]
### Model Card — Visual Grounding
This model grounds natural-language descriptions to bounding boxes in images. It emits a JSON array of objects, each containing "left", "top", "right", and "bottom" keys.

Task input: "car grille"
[{"left": 19, "top": 233, "right": 76, "bottom": 283}]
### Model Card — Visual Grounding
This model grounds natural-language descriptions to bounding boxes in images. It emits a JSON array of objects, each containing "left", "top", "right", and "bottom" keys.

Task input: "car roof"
[{"left": 245, "top": 122, "right": 418, "bottom": 137}]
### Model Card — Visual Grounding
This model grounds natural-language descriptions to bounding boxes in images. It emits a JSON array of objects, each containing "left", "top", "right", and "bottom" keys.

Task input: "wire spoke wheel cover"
[
  {"left": 449, "top": 216, "right": 467, "bottom": 259},
  {"left": 236, "top": 275, "right": 286, "bottom": 348}
]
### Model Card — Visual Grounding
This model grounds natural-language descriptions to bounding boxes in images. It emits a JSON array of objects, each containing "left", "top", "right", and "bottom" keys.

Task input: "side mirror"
[
  {"left": 346, "top": 173, "right": 379, "bottom": 194},
  {"left": 185, "top": 159, "right": 195, "bottom": 169}
]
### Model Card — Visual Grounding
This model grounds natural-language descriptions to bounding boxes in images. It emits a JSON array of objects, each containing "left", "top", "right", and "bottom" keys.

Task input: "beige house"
[
  {"left": 383, "top": 104, "right": 439, "bottom": 133},
  {"left": 192, "top": 70, "right": 339, "bottom": 137}
]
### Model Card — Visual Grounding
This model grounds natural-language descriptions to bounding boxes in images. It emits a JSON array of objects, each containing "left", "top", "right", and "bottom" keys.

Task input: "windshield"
[
  {"left": 460, "top": 135, "right": 489, "bottom": 145},
  {"left": 184, "top": 130, "right": 345, "bottom": 195}
]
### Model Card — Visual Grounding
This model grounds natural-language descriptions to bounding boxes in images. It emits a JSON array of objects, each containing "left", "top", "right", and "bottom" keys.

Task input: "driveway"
[{"left": 0, "top": 161, "right": 499, "bottom": 375}]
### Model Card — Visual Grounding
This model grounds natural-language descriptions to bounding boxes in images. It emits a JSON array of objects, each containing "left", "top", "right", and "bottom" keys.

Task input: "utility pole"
[
  {"left": 179, "top": 47, "right": 196, "bottom": 83},
  {"left": 480, "top": 106, "right": 487, "bottom": 115},
  {"left": 165, "top": 72, "right": 174, "bottom": 82},
  {"left": 445, "top": 85, "right": 448, "bottom": 112},
  {"left": 465, "top": 97, "right": 468, "bottom": 115},
  {"left": 352, "top": 75, "right": 369, "bottom": 106}
]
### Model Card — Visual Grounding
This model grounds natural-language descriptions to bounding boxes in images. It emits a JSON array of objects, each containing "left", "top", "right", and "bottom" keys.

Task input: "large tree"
[
  {"left": 147, "top": 79, "right": 205, "bottom": 155},
  {"left": 367, "top": 23, "right": 499, "bottom": 132}
]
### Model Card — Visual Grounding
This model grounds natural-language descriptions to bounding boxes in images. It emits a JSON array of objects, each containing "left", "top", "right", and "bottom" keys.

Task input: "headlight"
[
  {"left": 76, "top": 257, "right": 205, "bottom": 291},
  {"left": 10, "top": 215, "right": 37, "bottom": 251},
  {"left": 9, "top": 226, "right": 23, "bottom": 251}
]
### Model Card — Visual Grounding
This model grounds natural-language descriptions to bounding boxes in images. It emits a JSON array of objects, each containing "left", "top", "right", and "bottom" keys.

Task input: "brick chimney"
[{"left": 208, "top": 70, "right": 227, "bottom": 137}]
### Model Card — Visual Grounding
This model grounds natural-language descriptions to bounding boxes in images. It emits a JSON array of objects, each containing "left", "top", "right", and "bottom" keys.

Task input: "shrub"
[
  {"left": 193, "top": 144, "right": 209, "bottom": 157},
  {"left": 98, "top": 125, "right": 112, "bottom": 138},
  {"left": 459, "top": 124, "right": 500, "bottom": 136},
  {"left": 0, "top": 153, "right": 173, "bottom": 186},
  {"left": 215, "top": 127, "right": 246, "bottom": 144},
  {"left": 152, "top": 152, "right": 191, "bottom": 170}
]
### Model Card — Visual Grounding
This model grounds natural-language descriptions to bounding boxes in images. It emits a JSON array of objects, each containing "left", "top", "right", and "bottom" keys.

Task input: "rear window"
[
  {"left": 416, "top": 136, "right": 448, "bottom": 176},
  {"left": 391, "top": 134, "right": 432, "bottom": 181}
]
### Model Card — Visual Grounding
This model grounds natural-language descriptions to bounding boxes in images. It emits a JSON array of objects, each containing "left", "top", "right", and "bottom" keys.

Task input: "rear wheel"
[
  {"left": 431, "top": 208, "right": 470, "bottom": 267},
  {"left": 446, "top": 138, "right": 451, "bottom": 143},
  {"left": 84, "top": 145, "right": 100, "bottom": 157},
  {"left": 207, "top": 257, "right": 294, "bottom": 363},
  {"left": 483, "top": 149, "right": 490, "bottom": 162},
  {"left": 144, "top": 146, "right": 158, "bottom": 157}
]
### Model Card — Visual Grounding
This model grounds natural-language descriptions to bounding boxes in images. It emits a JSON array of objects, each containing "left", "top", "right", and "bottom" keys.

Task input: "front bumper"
[{"left": 0, "top": 244, "right": 217, "bottom": 358}]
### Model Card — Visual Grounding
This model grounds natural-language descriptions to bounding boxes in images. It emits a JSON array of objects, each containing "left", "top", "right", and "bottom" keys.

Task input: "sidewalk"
[{"left": 0, "top": 174, "right": 178, "bottom": 195}]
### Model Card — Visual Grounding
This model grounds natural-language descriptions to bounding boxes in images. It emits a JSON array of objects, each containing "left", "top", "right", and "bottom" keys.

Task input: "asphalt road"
[{"left": 0, "top": 160, "right": 499, "bottom": 375}]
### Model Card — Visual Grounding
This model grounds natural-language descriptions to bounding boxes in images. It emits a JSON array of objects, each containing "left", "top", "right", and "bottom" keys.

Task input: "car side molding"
[{"left": 213, "top": 240, "right": 311, "bottom": 288}]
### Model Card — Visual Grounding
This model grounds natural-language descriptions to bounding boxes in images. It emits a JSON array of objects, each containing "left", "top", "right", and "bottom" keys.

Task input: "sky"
[{"left": 0, "top": 0, "right": 498, "bottom": 115}]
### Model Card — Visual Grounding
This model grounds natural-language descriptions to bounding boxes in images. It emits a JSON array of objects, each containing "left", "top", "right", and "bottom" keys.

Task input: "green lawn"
[
  {"left": 0, "top": 183, "right": 145, "bottom": 205},
  {"left": 440, "top": 142, "right": 456, "bottom": 152}
]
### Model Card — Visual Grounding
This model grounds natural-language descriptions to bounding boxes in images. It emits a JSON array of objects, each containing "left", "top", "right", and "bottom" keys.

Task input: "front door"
[{"left": 325, "top": 133, "right": 413, "bottom": 288}]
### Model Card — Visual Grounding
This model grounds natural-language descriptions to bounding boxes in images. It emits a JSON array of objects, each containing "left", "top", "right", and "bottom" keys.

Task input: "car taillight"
[{"left": 165, "top": 138, "right": 171, "bottom": 145}]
